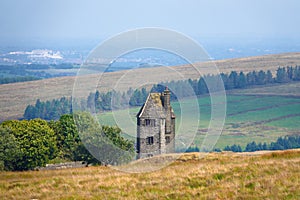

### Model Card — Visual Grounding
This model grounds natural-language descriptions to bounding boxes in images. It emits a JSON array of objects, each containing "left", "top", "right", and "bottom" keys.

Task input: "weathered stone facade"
[{"left": 136, "top": 88, "right": 175, "bottom": 159}]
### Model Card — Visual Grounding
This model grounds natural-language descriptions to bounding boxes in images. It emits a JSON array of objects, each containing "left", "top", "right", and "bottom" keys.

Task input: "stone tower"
[{"left": 136, "top": 87, "right": 175, "bottom": 159}]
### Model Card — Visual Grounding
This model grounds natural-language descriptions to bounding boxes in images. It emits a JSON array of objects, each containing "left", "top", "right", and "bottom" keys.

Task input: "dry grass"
[
  {"left": 1, "top": 149, "right": 299, "bottom": 199},
  {"left": 1, "top": 52, "right": 300, "bottom": 121}
]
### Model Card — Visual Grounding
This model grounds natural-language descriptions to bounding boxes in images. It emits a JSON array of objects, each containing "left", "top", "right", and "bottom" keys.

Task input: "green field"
[{"left": 97, "top": 94, "right": 300, "bottom": 149}]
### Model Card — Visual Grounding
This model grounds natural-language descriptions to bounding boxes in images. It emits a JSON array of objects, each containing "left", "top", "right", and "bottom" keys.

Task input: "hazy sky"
[{"left": 1, "top": 0, "right": 300, "bottom": 40}]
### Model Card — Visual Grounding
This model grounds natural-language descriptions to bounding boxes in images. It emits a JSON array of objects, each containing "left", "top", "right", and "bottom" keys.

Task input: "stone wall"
[
  {"left": 137, "top": 89, "right": 175, "bottom": 159},
  {"left": 137, "top": 118, "right": 165, "bottom": 159},
  {"left": 36, "top": 161, "right": 87, "bottom": 170}
]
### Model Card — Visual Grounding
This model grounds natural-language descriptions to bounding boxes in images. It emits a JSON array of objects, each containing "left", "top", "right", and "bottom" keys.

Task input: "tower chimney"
[{"left": 162, "top": 86, "right": 170, "bottom": 109}]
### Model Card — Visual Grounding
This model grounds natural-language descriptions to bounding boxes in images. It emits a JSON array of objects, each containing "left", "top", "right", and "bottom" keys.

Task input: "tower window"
[
  {"left": 146, "top": 136, "right": 154, "bottom": 145},
  {"left": 145, "top": 119, "right": 156, "bottom": 126},
  {"left": 145, "top": 119, "right": 151, "bottom": 126},
  {"left": 165, "top": 136, "right": 171, "bottom": 144},
  {"left": 152, "top": 120, "right": 156, "bottom": 126}
]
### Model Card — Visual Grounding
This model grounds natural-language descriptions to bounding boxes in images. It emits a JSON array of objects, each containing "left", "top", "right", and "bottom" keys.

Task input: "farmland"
[
  {"left": 1, "top": 52, "right": 300, "bottom": 121},
  {"left": 98, "top": 94, "right": 300, "bottom": 149},
  {"left": 1, "top": 53, "right": 300, "bottom": 199},
  {"left": 230, "top": 82, "right": 300, "bottom": 97},
  {"left": 1, "top": 150, "right": 299, "bottom": 199}
]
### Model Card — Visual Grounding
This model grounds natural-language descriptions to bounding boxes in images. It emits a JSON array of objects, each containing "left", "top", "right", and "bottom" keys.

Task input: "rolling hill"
[
  {"left": 98, "top": 94, "right": 300, "bottom": 150},
  {"left": 1, "top": 52, "right": 300, "bottom": 121}
]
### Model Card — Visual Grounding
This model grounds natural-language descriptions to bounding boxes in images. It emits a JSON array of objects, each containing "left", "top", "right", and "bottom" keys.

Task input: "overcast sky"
[{"left": 1, "top": 0, "right": 300, "bottom": 40}]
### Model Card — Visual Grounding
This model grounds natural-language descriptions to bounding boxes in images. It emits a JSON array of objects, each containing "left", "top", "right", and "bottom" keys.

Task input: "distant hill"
[{"left": 1, "top": 52, "right": 300, "bottom": 121}]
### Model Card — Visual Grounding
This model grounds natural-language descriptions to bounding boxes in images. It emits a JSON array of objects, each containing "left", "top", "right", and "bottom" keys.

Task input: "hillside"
[
  {"left": 98, "top": 94, "right": 300, "bottom": 150},
  {"left": 1, "top": 52, "right": 300, "bottom": 121},
  {"left": 230, "top": 81, "right": 300, "bottom": 96},
  {"left": 1, "top": 149, "right": 299, "bottom": 199}
]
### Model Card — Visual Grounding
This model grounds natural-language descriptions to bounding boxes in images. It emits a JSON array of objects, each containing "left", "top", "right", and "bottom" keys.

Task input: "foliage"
[
  {"left": 0, "top": 127, "right": 22, "bottom": 171},
  {"left": 0, "top": 119, "right": 57, "bottom": 170},
  {"left": 223, "top": 135, "right": 300, "bottom": 152},
  {"left": 185, "top": 146, "right": 200, "bottom": 152},
  {"left": 73, "top": 112, "right": 135, "bottom": 165},
  {"left": 224, "top": 144, "right": 243, "bottom": 152},
  {"left": 1, "top": 112, "right": 135, "bottom": 171},
  {"left": 24, "top": 97, "right": 72, "bottom": 120},
  {"left": 23, "top": 66, "right": 300, "bottom": 121},
  {"left": 184, "top": 135, "right": 300, "bottom": 153},
  {"left": 0, "top": 63, "right": 78, "bottom": 82},
  {"left": 49, "top": 112, "right": 135, "bottom": 165},
  {"left": 0, "top": 76, "right": 40, "bottom": 84},
  {"left": 48, "top": 114, "right": 82, "bottom": 161}
]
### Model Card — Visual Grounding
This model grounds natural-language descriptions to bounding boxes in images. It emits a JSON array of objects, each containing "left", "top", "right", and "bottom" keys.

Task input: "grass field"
[
  {"left": 1, "top": 52, "right": 300, "bottom": 121},
  {"left": 1, "top": 149, "right": 299, "bottom": 199},
  {"left": 98, "top": 94, "right": 300, "bottom": 149},
  {"left": 230, "top": 82, "right": 300, "bottom": 97}
]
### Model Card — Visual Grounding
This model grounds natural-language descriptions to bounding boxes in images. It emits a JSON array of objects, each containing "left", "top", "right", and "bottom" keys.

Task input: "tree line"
[
  {"left": 183, "top": 135, "right": 300, "bottom": 153},
  {"left": 0, "top": 112, "right": 135, "bottom": 171},
  {"left": 0, "top": 76, "right": 40, "bottom": 84},
  {"left": 23, "top": 66, "right": 300, "bottom": 120},
  {"left": 223, "top": 135, "right": 300, "bottom": 152},
  {"left": 0, "top": 63, "right": 78, "bottom": 82},
  {"left": 24, "top": 97, "right": 72, "bottom": 120}
]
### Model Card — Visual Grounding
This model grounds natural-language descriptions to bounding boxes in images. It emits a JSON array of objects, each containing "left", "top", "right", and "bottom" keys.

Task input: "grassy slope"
[
  {"left": 98, "top": 94, "right": 300, "bottom": 149},
  {"left": 1, "top": 52, "right": 300, "bottom": 121},
  {"left": 1, "top": 150, "right": 299, "bottom": 199},
  {"left": 230, "top": 82, "right": 300, "bottom": 97}
]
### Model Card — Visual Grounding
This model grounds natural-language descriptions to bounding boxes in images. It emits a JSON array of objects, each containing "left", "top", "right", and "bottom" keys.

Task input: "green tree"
[
  {"left": 1, "top": 119, "right": 58, "bottom": 170},
  {"left": 237, "top": 71, "right": 247, "bottom": 88},
  {"left": 257, "top": 70, "right": 266, "bottom": 85},
  {"left": 73, "top": 112, "right": 135, "bottom": 165},
  {"left": 129, "top": 89, "right": 141, "bottom": 106},
  {"left": 198, "top": 77, "right": 208, "bottom": 94},
  {"left": 49, "top": 112, "right": 135, "bottom": 165},
  {"left": 246, "top": 71, "right": 257, "bottom": 85},
  {"left": 87, "top": 92, "right": 95, "bottom": 111},
  {"left": 294, "top": 66, "right": 300, "bottom": 81},
  {"left": 23, "top": 97, "right": 71, "bottom": 120},
  {"left": 141, "top": 88, "right": 148, "bottom": 103},
  {"left": 287, "top": 66, "right": 293, "bottom": 80},
  {"left": 229, "top": 71, "right": 238, "bottom": 88},
  {"left": 224, "top": 144, "right": 242, "bottom": 152},
  {"left": 23, "top": 105, "right": 37, "bottom": 119},
  {"left": 0, "top": 127, "right": 22, "bottom": 171},
  {"left": 49, "top": 114, "right": 83, "bottom": 161},
  {"left": 276, "top": 67, "right": 289, "bottom": 83},
  {"left": 245, "top": 141, "right": 258, "bottom": 152}
]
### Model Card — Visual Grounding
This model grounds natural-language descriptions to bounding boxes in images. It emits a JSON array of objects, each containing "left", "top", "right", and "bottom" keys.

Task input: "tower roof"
[{"left": 137, "top": 92, "right": 175, "bottom": 119}]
